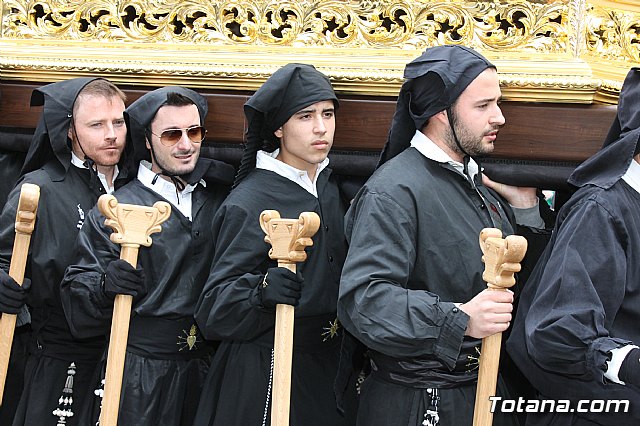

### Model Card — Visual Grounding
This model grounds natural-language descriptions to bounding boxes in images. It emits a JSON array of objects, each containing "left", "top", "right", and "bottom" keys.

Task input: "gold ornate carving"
[
  {"left": 2, "top": 0, "right": 568, "bottom": 51},
  {"left": 585, "top": 2, "right": 640, "bottom": 63},
  {"left": 0, "top": 1, "right": 639, "bottom": 102}
]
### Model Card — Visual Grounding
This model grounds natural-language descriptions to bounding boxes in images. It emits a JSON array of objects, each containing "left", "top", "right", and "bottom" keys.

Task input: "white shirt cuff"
[{"left": 605, "top": 345, "right": 639, "bottom": 385}]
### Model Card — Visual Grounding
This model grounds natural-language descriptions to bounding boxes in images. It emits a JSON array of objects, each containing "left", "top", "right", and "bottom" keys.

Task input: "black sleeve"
[
  {"left": 60, "top": 206, "right": 119, "bottom": 339},
  {"left": 195, "top": 203, "right": 280, "bottom": 341}
]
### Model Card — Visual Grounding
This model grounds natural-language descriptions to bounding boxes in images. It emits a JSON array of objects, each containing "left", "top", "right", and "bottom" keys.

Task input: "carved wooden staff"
[
  {"left": 0, "top": 183, "right": 39, "bottom": 405},
  {"left": 98, "top": 194, "right": 171, "bottom": 426},
  {"left": 473, "top": 228, "right": 527, "bottom": 426},
  {"left": 260, "top": 210, "right": 320, "bottom": 426}
]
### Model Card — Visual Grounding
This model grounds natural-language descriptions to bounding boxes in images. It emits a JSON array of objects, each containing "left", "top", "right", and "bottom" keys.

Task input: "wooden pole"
[
  {"left": 473, "top": 228, "right": 527, "bottom": 426},
  {"left": 0, "top": 183, "right": 39, "bottom": 406},
  {"left": 97, "top": 194, "right": 170, "bottom": 426},
  {"left": 259, "top": 210, "right": 320, "bottom": 426}
]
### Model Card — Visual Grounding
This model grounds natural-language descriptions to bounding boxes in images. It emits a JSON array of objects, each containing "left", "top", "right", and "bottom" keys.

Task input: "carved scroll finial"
[
  {"left": 479, "top": 228, "right": 528, "bottom": 290},
  {"left": 97, "top": 194, "right": 171, "bottom": 248},
  {"left": 0, "top": 183, "right": 41, "bottom": 405},
  {"left": 96, "top": 194, "right": 171, "bottom": 426},
  {"left": 474, "top": 228, "right": 528, "bottom": 426},
  {"left": 259, "top": 209, "right": 320, "bottom": 426},
  {"left": 260, "top": 210, "right": 321, "bottom": 264},
  {"left": 14, "top": 183, "right": 40, "bottom": 235}
]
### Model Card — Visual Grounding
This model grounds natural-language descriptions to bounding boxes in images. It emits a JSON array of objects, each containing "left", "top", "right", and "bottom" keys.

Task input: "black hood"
[
  {"left": 123, "top": 86, "right": 234, "bottom": 186},
  {"left": 21, "top": 77, "right": 102, "bottom": 179},
  {"left": 568, "top": 67, "right": 640, "bottom": 189},
  {"left": 378, "top": 45, "right": 494, "bottom": 167},
  {"left": 233, "top": 63, "right": 338, "bottom": 187}
]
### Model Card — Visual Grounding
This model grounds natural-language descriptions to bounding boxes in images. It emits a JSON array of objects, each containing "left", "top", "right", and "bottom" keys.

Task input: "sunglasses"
[{"left": 149, "top": 125, "right": 206, "bottom": 146}]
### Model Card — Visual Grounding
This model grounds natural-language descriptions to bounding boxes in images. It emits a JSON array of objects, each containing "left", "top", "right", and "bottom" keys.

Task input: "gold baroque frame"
[{"left": 1, "top": 0, "right": 639, "bottom": 103}]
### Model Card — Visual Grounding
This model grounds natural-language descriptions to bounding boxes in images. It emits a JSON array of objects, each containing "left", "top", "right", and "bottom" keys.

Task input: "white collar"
[
  {"left": 70, "top": 151, "right": 118, "bottom": 194},
  {"left": 136, "top": 160, "right": 203, "bottom": 193},
  {"left": 622, "top": 158, "right": 640, "bottom": 194},
  {"left": 255, "top": 149, "right": 329, "bottom": 197},
  {"left": 136, "top": 161, "right": 203, "bottom": 221},
  {"left": 409, "top": 130, "right": 479, "bottom": 180}
]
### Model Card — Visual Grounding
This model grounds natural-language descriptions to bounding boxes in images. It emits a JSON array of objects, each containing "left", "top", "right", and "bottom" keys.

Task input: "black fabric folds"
[{"left": 568, "top": 67, "right": 640, "bottom": 189}]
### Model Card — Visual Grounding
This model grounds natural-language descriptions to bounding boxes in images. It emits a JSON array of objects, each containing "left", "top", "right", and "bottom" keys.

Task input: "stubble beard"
[
  {"left": 156, "top": 151, "right": 198, "bottom": 176},
  {"left": 446, "top": 121, "right": 494, "bottom": 159}
]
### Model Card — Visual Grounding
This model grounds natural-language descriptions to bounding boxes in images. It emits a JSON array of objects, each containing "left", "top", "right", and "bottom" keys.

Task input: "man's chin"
[
  {"left": 168, "top": 166, "right": 196, "bottom": 177},
  {"left": 95, "top": 160, "right": 120, "bottom": 167},
  {"left": 474, "top": 144, "right": 494, "bottom": 158}
]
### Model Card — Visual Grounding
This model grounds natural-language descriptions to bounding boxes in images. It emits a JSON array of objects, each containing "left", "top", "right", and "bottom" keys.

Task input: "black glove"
[
  {"left": 103, "top": 259, "right": 146, "bottom": 301},
  {"left": 0, "top": 269, "right": 30, "bottom": 314},
  {"left": 619, "top": 348, "right": 640, "bottom": 386},
  {"left": 256, "top": 267, "right": 303, "bottom": 309}
]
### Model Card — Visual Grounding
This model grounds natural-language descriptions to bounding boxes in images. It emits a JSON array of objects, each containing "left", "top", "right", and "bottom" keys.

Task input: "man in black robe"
[
  {"left": 193, "top": 63, "right": 357, "bottom": 426},
  {"left": 506, "top": 68, "right": 640, "bottom": 425},
  {"left": 60, "top": 86, "right": 234, "bottom": 425},
  {"left": 0, "top": 77, "right": 129, "bottom": 426},
  {"left": 337, "top": 45, "right": 552, "bottom": 426}
]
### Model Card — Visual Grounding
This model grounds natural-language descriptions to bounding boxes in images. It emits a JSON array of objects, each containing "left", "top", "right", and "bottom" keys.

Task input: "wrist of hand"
[
  {"left": 100, "top": 273, "right": 113, "bottom": 300},
  {"left": 619, "top": 348, "right": 640, "bottom": 386}
]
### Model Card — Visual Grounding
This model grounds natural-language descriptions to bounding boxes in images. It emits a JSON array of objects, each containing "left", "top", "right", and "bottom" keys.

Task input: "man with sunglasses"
[
  {"left": 0, "top": 78, "right": 128, "bottom": 426},
  {"left": 61, "top": 86, "right": 234, "bottom": 425}
]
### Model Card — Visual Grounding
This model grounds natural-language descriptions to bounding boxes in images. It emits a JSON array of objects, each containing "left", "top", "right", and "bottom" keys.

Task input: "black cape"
[
  {"left": 1, "top": 167, "right": 108, "bottom": 426},
  {"left": 506, "top": 67, "right": 640, "bottom": 425},
  {"left": 193, "top": 167, "right": 356, "bottom": 426},
  {"left": 338, "top": 148, "right": 545, "bottom": 426},
  {"left": 1, "top": 77, "right": 121, "bottom": 426},
  {"left": 61, "top": 178, "right": 229, "bottom": 426}
]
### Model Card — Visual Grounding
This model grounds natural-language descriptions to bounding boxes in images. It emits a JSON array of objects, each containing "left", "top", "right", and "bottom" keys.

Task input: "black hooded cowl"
[
  {"left": 123, "top": 85, "right": 234, "bottom": 186},
  {"left": 568, "top": 67, "right": 640, "bottom": 189},
  {"left": 21, "top": 77, "right": 119, "bottom": 180},
  {"left": 233, "top": 63, "right": 339, "bottom": 186},
  {"left": 378, "top": 45, "right": 494, "bottom": 167}
]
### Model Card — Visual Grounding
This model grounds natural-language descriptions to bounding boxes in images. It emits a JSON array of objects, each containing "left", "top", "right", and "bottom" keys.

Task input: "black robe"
[
  {"left": 61, "top": 178, "right": 228, "bottom": 426},
  {"left": 0, "top": 164, "right": 108, "bottom": 426},
  {"left": 338, "top": 148, "right": 542, "bottom": 426},
  {"left": 193, "top": 167, "right": 356, "bottom": 426},
  {"left": 506, "top": 67, "right": 640, "bottom": 426},
  {"left": 506, "top": 180, "right": 640, "bottom": 425}
]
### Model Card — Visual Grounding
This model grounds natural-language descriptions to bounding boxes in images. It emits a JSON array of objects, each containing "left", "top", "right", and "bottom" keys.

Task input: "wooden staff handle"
[
  {"left": 473, "top": 228, "right": 527, "bottom": 426},
  {"left": 272, "top": 261, "right": 296, "bottom": 426},
  {"left": 260, "top": 210, "right": 320, "bottom": 426},
  {"left": 0, "top": 183, "right": 39, "bottom": 406},
  {"left": 99, "top": 246, "right": 137, "bottom": 426},
  {"left": 97, "top": 195, "right": 170, "bottom": 426}
]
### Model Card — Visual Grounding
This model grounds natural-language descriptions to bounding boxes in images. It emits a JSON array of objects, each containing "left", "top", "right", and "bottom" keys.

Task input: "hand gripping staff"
[
  {"left": 0, "top": 183, "right": 39, "bottom": 405},
  {"left": 260, "top": 210, "right": 320, "bottom": 426},
  {"left": 97, "top": 194, "right": 171, "bottom": 426},
  {"left": 472, "top": 228, "right": 527, "bottom": 426}
]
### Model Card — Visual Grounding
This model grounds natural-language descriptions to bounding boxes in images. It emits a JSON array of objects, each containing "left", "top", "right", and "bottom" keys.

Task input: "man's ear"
[
  {"left": 68, "top": 126, "right": 74, "bottom": 141},
  {"left": 433, "top": 110, "right": 448, "bottom": 125},
  {"left": 274, "top": 127, "right": 283, "bottom": 138}
]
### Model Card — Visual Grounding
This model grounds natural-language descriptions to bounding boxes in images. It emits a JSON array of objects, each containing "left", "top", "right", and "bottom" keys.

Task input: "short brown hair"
[{"left": 73, "top": 78, "right": 127, "bottom": 116}]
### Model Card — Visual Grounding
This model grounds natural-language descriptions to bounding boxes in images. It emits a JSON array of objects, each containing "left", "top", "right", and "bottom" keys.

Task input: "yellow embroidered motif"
[
  {"left": 466, "top": 346, "right": 481, "bottom": 372},
  {"left": 321, "top": 318, "right": 340, "bottom": 342},
  {"left": 177, "top": 324, "right": 201, "bottom": 351}
]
